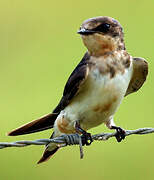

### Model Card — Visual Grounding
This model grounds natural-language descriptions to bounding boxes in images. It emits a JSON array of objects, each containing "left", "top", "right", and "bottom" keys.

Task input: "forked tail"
[{"left": 8, "top": 113, "right": 58, "bottom": 136}]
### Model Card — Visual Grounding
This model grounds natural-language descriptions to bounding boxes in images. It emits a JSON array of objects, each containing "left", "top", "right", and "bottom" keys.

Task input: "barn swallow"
[{"left": 8, "top": 16, "right": 148, "bottom": 163}]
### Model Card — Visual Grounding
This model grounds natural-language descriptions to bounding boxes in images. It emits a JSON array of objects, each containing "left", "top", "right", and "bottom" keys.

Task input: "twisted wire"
[
  {"left": 0, "top": 128, "right": 154, "bottom": 158},
  {"left": 0, "top": 127, "right": 153, "bottom": 148}
]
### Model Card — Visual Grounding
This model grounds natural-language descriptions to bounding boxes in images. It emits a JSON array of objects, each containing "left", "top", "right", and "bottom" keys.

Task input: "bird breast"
[{"left": 55, "top": 56, "right": 133, "bottom": 134}]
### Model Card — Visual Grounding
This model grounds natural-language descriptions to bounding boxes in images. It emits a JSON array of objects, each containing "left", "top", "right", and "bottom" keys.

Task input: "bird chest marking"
[
  {"left": 93, "top": 95, "right": 118, "bottom": 113},
  {"left": 57, "top": 115, "right": 75, "bottom": 134}
]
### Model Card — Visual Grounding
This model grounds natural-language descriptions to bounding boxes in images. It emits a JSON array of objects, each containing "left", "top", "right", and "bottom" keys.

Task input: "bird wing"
[
  {"left": 125, "top": 57, "right": 148, "bottom": 96},
  {"left": 8, "top": 113, "right": 58, "bottom": 136},
  {"left": 37, "top": 52, "right": 90, "bottom": 163},
  {"left": 8, "top": 52, "right": 90, "bottom": 136},
  {"left": 53, "top": 52, "right": 90, "bottom": 113}
]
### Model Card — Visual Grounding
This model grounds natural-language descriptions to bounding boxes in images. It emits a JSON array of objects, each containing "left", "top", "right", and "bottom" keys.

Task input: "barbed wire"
[{"left": 1, "top": 128, "right": 154, "bottom": 158}]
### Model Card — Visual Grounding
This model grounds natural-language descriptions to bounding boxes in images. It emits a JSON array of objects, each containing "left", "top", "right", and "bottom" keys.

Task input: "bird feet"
[
  {"left": 75, "top": 121, "right": 93, "bottom": 146},
  {"left": 111, "top": 126, "right": 126, "bottom": 142},
  {"left": 81, "top": 132, "right": 93, "bottom": 146}
]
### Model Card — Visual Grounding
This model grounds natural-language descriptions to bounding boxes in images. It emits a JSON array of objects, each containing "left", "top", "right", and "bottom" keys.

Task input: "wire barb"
[{"left": 1, "top": 128, "right": 154, "bottom": 158}]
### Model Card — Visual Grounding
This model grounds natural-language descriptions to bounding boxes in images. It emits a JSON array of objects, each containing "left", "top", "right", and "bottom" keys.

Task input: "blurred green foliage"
[{"left": 0, "top": 0, "right": 154, "bottom": 179}]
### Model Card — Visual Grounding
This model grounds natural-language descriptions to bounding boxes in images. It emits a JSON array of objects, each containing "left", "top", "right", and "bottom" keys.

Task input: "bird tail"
[
  {"left": 8, "top": 113, "right": 58, "bottom": 136},
  {"left": 37, "top": 146, "right": 59, "bottom": 164},
  {"left": 37, "top": 132, "right": 59, "bottom": 164}
]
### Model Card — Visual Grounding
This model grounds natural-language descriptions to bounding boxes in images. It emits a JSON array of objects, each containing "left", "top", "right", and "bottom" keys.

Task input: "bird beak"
[{"left": 77, "top": 28, "right": 95, "bottom": 35}]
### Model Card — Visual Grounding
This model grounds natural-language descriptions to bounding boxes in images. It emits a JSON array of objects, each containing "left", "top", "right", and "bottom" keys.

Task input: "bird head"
[{"left": 78, "top": 16, "right": 125, "bottom": 56}]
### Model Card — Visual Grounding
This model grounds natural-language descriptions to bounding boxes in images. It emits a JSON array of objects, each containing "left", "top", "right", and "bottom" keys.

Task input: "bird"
[{"left": 8, "top": 16, "right": 148, "bottom": 163}]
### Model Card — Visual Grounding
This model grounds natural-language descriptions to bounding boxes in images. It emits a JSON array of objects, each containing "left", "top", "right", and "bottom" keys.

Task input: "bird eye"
[{"left": 94, "top": 23, "right": 110, "bottom": 33}]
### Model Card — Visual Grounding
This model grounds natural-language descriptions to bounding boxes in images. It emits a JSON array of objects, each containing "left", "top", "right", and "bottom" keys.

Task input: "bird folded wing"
[{"left": 125, "top": 57, "right": 148, "bottom": 96}]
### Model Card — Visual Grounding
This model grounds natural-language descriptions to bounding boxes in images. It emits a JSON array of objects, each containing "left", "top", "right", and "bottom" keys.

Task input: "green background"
[{"left": 0, "top": 0, "right": 154, "bottom": 179}]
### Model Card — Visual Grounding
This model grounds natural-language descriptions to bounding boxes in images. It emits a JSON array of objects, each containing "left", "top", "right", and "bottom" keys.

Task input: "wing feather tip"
[
  {"left": 37, "top": 147, "right": 59, "bottom": 164},
  {"left": 7, "top": 129, "right": 24, "bottom": 136},
  {"left": 7, "top": 131, "right": 14, "bottom": 136},
  {"left": 7, "top": 113, "right": 58, "bottom": 136}
]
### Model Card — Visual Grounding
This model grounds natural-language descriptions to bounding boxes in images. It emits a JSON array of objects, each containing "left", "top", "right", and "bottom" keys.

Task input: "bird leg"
[
  {"left": 75, "top": 121, "right": 93, "bottom": 146},
  {"left": 106, "top": 117, "right": 126, "bottom": 142},
  {"left": 111, "top": 126, "right": 126, "bottom": 142}
]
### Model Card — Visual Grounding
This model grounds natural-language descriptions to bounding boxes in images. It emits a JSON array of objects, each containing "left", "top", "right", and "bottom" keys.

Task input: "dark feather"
[
  {"left": 37, "top": 147, "right": 59, "bottom": 164},
  {"left": 125, "top": 57, "right": 148, "bottom": 96},
  {"left": 8, "top": 113, "right": 58, "bottom": 136},
  {"left": 53, "top": 52, "right": 90, "bottom": 113}
]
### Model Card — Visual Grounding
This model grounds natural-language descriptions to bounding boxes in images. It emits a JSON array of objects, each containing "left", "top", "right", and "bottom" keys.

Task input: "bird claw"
[
  {"left": 112, "top": 126, "right": 126, "bottom": 142},
  {"left": 75, "top": 121, "right": 93, "bottom": 146},
  {"left": 81, "top": 132, "right": 93, "bottom": 146}
]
